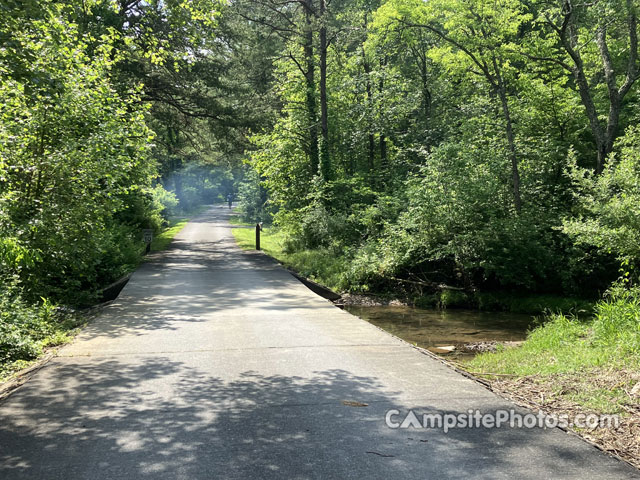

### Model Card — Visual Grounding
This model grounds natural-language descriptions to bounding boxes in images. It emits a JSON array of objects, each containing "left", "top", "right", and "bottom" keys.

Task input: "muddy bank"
[{"left": 340, "top": 293, "right": 409, "bottom": 307}]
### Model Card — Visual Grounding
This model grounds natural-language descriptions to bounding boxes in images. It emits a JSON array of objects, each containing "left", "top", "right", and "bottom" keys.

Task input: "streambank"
[{"left": 463, "top": 286, "right": 640, "bottom": 470}]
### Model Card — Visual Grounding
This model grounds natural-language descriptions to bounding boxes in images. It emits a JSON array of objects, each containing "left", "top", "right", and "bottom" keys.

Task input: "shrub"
[
  {"left": 563, "top": 126, "right": 640, "bottom": 281},
  {"left": 151, "top": 184, "right": 179, "bottom": 219},
  {"left": 238, "top": 169, "right": 273, "bottom": 223},
  {"left": 0, "top": 286, "right": 57, "bottom": 365}
]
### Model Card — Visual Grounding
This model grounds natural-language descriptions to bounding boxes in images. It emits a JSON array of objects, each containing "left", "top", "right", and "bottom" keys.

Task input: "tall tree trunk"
[
  {"left": 379, "top": 134, "right": 387, "bottom": 170},
  {"left": 319, "top": 0, "right": 330, "bottom": 181},
  {"left": 596, "top": 14, "right": 637, "bottom": 173},
  {"left": 167, "top": 127, "right": 184, "bottom": 204},
  {"left": 489, "top": 51, "right": 522, "bottom": 212},
  {"left": 303, "top": 0, "right": 319, "bottom": 176},
  {"left": 362, "top": 44, "right": 375, "bottom": 175},
  {"left": 415, "top": 49, "right": 431, "bottom": 123},
  {"left": 368, "top": 134, "right": 375, "bottom": 173},
  {"left": 497, "top": 86, "right": 522, "bottom": 213},
  {"left": 378, "top": 58, "right": 388, "bottom": 172},
  {"left": 173, "top": 161, "right": 183, "bottom": 204},
  {"left": 556, "top": 1, "right": 638, "bottom": 173},
  {"left": 564, "top": 26, "right": 607, "bottom": 173}
]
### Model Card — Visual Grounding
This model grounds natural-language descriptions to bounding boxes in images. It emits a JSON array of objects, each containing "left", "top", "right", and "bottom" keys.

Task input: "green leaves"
[
  {"left": 563, "top": 126, "right": 640, "bottom": 277},
  {"left": 0, "top": 3, "right": 156, "bottom": 303}
]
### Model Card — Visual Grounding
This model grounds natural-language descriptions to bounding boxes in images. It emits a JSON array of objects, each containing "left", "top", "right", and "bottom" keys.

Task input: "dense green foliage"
[
  {"left": 0, "top": 1, "right": 250, "bottom": 371},
  {"left": 0, "top": 1, "right": 250, "bottom": 302},
  {"left": 0, "top": 287, "right": 65, "bottom": 368},
  {"left": 232, "top": 217, "right": 594, "bottom": 313},
  {"left": 1, "top": 2, "right": 152, "bottom": 304},
  {"left": 563, "top": 127, "right": 640, "bottom": 277},
  {"left": 232, "top": 0, "right": 639, "bottom": 300}
]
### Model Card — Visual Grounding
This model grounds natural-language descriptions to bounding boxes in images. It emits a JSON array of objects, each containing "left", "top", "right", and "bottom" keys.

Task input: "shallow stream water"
[{"left": 345, "top": 305, "right": 537, "bottom": 357}]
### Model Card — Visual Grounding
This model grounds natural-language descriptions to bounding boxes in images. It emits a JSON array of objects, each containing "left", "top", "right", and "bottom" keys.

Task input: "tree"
[
  {"left": 231, "top": 0, "right": 323, "bottom": 177},
  {"left": 0, "top": 2, "right": 156, "bottom": 301},
  {"left": 529, "top": 0, "right": 639, "bottom": 173},
  {"left": 376, "top": 0, "right": 533, "bottom": 211}
]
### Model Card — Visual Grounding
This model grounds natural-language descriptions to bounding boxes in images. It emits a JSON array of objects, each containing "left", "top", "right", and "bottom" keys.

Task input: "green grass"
[
  {"left": 228, "top": 214, "right": 246, "bottom": 226},
  {"left": 468, "top": 315, "right": 599, "bottom": 375},
  {"left": 465, "top": 283, "right": 640, "bottom": 412},
  {"left": 150, "top": 219, "right": 189, "bottom": 252},
  {"left": 230, "top": 217, "right": 347, "bottom": 291}
]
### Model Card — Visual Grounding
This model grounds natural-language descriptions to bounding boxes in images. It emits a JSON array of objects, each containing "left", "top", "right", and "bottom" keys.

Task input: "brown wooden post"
[{"left": 256, "top": 223, "right": 261, "bottom": 250}]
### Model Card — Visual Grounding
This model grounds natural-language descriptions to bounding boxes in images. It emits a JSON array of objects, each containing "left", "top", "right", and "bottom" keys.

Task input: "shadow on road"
[{"left": 0, "top": 355, "right": 603, "bottom": 479}]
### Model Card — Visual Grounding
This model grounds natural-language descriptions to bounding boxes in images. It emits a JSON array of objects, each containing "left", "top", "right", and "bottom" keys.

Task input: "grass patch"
[
  {"left": 228, "top": 214, "right": 245, "bottom": 226},
  {"left": 462, "top": 283, "right": 640, "bottom": 467},
  {"left": 230, "top": 219, "right": 347, "bottom": 292},
  {"left": 231, "top": 220, "right": 281, "bottom": 252},
  {"left": 150, "top": 219, "right": 189, "bottom": 252}
]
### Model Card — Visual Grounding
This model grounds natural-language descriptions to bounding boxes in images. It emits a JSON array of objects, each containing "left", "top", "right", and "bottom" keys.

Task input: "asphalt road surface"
[{"left": 0, "top": 206, "right": 637, "bottom": 479}]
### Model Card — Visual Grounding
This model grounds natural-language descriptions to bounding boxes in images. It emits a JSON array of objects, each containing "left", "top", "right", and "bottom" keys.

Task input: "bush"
[
  {"left": 151, "top": 184, "right": 179, "bottom": 219},
  {"left": 238, "top": 168, "right": 273, "bottom": 223},
  {"left": 563, "top": 126, "right": 640, "bottom": 281},
  {"left": 299, "top": 203, "right": 333, "bottom": 249},
  {"left": 0, "top": 12, "right": 156, "bottom": 304},
  {"left": 439, "top": 290, "right": 472, "bottom": 308},
  {"left": 0, "top": 286, "right": 57, "bottom": 365}
]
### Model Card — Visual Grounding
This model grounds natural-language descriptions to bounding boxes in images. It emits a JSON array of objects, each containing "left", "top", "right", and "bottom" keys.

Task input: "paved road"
[{"left": 0, "top": 207, "right": 637, "bottom": 479}]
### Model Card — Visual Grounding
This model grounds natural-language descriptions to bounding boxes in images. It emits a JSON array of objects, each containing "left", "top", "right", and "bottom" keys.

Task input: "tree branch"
[{"left": 395, "top": 18, "right": 497, "bottom": 86}]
